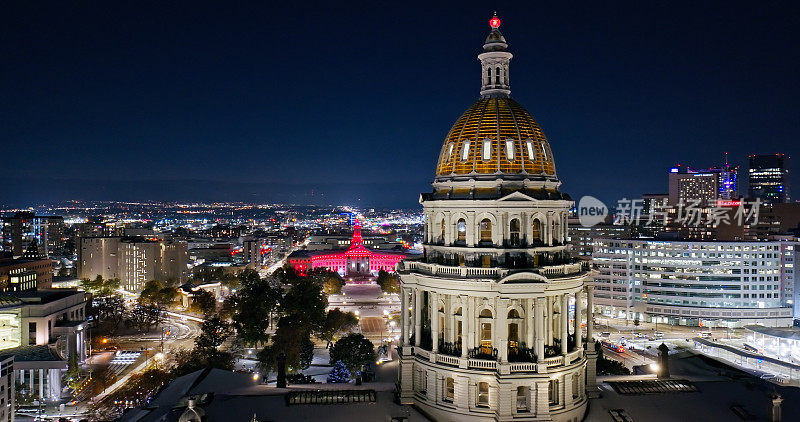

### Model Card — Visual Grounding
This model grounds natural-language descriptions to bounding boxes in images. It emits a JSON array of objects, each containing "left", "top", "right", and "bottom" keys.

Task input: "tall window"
[
  {"left": 526, "top": 139, "right": 535, "bottom": 160},
  {"left": 572, "top": 373, "right": 580, "bottom": 399},
  {"left": 482, "top": 139, "right": 492, "bottom": 160},
  {"left": 516, "top": 386, "right": 527, "bottom": 411},
  {"left": 461, "top": 140, "right": 471, "bottom": 161},
  {"left": 532, "top": 219, "right": 542, "bottom": 242},
  {"left": 456, "top": 219, "right": 467, "bottom": 242},
  {"left": 495, "top": 66, "right": 501, "bottom": 84},
  {"left": 505, "top": 139, "right": 515, "bottom": 159},
  {"left": 477, "top": 382, "right": 489, "bottom": 406},
  {"left": 479, "top": 309, "right": 492, "bottom": 353},
  {"left": 479, "top": 219, "right": 492, "bottom": 242},
  {"left": 446, "top": 142, "right": 454, "bottom": 161},
  {"left": 444, "top": 377, "right": 455, "bottom": 402},
  {"left": 548, "top": 379, "right": 559, "bottom": 405},
  {"left": 486, "top": 68, "right": 491, "bottom": 85},
  {"left": 439, "top": 219, "right": 446, "bottom": 243},
  {"left": 510, "top": 218, "right": 520, "bottom": 246},
  {"left": 541, "top": 141, "right": 549, "bottom": 160}
]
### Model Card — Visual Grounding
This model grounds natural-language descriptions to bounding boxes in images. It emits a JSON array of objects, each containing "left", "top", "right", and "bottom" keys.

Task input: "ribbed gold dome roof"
[{"left": 434, "top": 97, "right": 557, "bottom": 181}]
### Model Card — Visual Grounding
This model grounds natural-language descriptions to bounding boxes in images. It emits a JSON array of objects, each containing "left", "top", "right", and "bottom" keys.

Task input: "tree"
[
  {"left": 125, "top": 303, "right": 163, "bottom": 333},
  {"left": 171, "top": 347, "right": 235, "bottom": 376},
  {"left": 139, "top": 280, "right": 179, "bottom": 308},
  {"left": 229, "top": 272, "right": 282, "bottom": 345},
  {"left": 96, "top": 294, "right": 126, "bottom": 334},
  {"left": 195, "top": 316, "right": 233, "bottom": 354},
  {"left": 317, "top": 309, "right": 359, "bottom": 348},
  {"left": 280, "top": 276, "right": 327, "bottom": 332},
  {"left": 299, "top": 337, "right": 315, "bottom": 370},
  {"left": 376, "top": 270, "right": 399, "bottom": 294},
  {"left": 258, "top": 313, "right": 312, "bottom": 374},
  {"left": 81, "top": 275, "right": 121, "bottom": 298},
  {"left": 189, "top": 289, "right": 217, "bottom": 316},
  {"left": 329, "top": 333, "right": 375, "bottom": 372},
  {"left": 327, "top": 360, "right": 350, "bottom": 383}
]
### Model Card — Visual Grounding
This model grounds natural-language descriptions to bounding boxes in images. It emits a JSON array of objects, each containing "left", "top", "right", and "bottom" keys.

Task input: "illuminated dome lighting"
[{"left": 431, "top": 13, "right": 562, "bottom": 192}]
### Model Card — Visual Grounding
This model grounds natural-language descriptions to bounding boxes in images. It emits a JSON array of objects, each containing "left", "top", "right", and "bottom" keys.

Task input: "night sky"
[{"left": 3, "top": 1, "right": 799, "bottom": 208}]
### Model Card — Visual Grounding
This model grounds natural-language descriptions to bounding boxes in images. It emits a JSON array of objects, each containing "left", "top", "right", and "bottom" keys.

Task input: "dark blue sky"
[{"left": 2, "top": 1, "right": 799, "bottom": 208}]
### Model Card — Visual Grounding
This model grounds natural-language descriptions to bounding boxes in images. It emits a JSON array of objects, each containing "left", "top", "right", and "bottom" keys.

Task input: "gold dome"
[{"left": 434, "top": 97, "right": 557, "bottom": 181}]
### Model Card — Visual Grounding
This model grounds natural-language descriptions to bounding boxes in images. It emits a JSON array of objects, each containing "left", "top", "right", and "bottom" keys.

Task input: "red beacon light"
[{"left": 489, "top": 15, "right": 501, "bottom": 29}]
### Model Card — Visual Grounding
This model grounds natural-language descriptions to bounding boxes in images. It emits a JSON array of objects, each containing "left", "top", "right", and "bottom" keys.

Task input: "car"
[
  {"left": 600, "top": 332, "right": 611, "bottom": 337},
  {"left": 654, "top": 332, "right": 664, "bottom": 339}
]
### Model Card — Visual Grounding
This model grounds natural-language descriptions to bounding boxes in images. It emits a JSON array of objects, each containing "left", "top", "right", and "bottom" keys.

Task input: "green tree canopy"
[
  {"left": 317, "top": 308, "right": 358, "bottom": 348},
  {"left": 329, "top": 333, "right": 375, "bottom": 372},
  {"left": 229, "top": 271, "right": 282, "bottom": 345},
  {"left": 189, "top": 289, "right": 217, "bottom": 316},
  {"left": 139, "top": 280, "right": 179, "bottom": 308},
  {"left": 81, "top": 275, "right": 121, "bottom": 298},
  {"left": 376, "top": 270, "right": 399, "bottom": 294}
]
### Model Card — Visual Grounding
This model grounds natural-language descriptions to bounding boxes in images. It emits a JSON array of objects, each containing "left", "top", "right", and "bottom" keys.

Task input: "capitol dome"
[{"left": 434, "top": 96, "right": 557, "bottom": 181}]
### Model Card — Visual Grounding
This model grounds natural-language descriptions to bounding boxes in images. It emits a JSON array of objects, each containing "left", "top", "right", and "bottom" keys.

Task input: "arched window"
[
  {"left": 508, "top": 309, "right": 520, "bottom": 319},
  {"left": 552, "top": 220, "right": 558, "bottom": 244},
  {"left": 461, "top": 140, "right": 471, "bottom": 161},
  {"left": 479, "top": 309, "right": 493, "bottom": 318},
  {"left": 526, "top": 139, "right": 536, "bottom": 160},
  {"left": 439, "top": 219, "right": 446, "bottom": 243},
  {"left": 454, "top": 307, "right": 462, "bottom": 316},
  {"left": 495, "top": 66, "right": 501, "bottom": 84},
  {"left": 505, "top": 139, "right": 515, "bottom": 160},
  {"left": 482, "top": 139, "right": 492, "bottom": 160},
  {"left": 479, "top": 219, "right": 492, "bottom": 242},
  {"left": 446, "top": 142, "right": 454, "bottom": 161},
  {"left": 532, "top": 219, "right": 542, "bottom": 242},
  {"left": 486, "top": 68, "right": 491, "bottom": 85},
  {"left": 509, "top": 218, "right": 520, "bottom": 246},
  {"left": 456, "top": 219, "right": 467, "bottom": 243}
]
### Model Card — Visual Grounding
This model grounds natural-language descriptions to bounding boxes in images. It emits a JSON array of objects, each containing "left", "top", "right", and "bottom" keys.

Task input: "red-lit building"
[{"left": 287, "top": 223, "right": 405, "bottom": 277}]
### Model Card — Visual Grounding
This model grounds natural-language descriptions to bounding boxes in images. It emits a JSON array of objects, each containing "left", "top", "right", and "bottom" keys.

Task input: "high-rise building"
[
  {"left": 78, "top": 237, "right": 189, "bottom": 293},
  {"left": 1, "top": 212, "right": 66, "bottom": 258},
  {"left": 749, "top": 154, "right": 791, "bottom": 204},
  {"left": 397, "top": 15, "right": 594, "bottom": 421},
  {"left": 667, "top": 164, "right": 738, "bottom": 206}
]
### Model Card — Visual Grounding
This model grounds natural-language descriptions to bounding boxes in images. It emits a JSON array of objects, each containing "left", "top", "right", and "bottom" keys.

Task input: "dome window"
[
  {"left": 505, "top": 139, "right": 515, "bottom": 160},
  {"left": 526, "top": 139, "right": 536, "bottom": 160},
  {"left": 446, "top": 142, "right": 454, "bottom": 161},
  {"left": 541, "top": 140, "right": 549, "bottom": 161},
  {"left": 482, "top": 139, "right": 492, "bottom": 161},
  {"left": 461, "top": 140, "right": 471, "bottom": 161}
]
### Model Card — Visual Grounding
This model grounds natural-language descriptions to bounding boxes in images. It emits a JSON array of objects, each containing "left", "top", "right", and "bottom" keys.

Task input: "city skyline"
[{"left": 3, "top": 2, "right": 799, "bottom": 208}]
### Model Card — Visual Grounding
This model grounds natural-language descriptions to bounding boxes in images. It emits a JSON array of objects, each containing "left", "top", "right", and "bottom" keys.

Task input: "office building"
[
  {"left": 749, "top": 154, "right": 791, "bottom": 204},
  {"left": 1, "top": 212, "right": 66, "bottom": 258},
  {"left": 592, "top": 239, "right": 793, "bottom": 327}
]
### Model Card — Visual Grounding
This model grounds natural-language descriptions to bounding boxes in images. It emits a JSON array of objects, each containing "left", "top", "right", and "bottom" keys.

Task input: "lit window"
[
  {"left": 505, "top": 139, "right": 515, "bottom": 160},
  {"left": 526, "top": 139, "right": 535, "bottom": 160},
  {"left": 482, "top": 139, "right": 492, "bottom": 160},
  {"left": 477, "top": 382, "right": 489, "bottom": 406},
  {"left": 461, "top": 140, "right": 471, "bottom": 161},
  {"left": 446, "top": 142, "right": 454, "bottom": 161},
  {"left": 541, "top": 141, "right": 549, "bottom": 161},
  {"left": 444, "top": 378, "right": 454, "bottom": 402}
]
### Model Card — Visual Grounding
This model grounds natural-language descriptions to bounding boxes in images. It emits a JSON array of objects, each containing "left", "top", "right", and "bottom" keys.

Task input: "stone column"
[
  {"left": 575, "top": 290, "right": 583, "bottom": 350},
  {"left": 525, "top": 298, "right": 534, "bottom": 348},
  {"left": 534, "top": 297, "right": 545, "bottom": 360},
  {"left": 586, "top": 285, "right": 595, "bottom": 344},
  {"left": 401, "top": 287, "right": 410, "bottom": 346},
  {"left": 38, "top": 368, "right": 44, "bottom": 399},
  {"left": 546, "top": 297, "right": 553, "bottom": 344},
  {"left": 498, "top": 298, "right": 508, "bottom": 362},
  {"left": 431, "top": 291, "right": 439, "bottom": 353},
  {"left": 463, "top": 296, "right": 473, "bottom": 358},
  {"left": 414, "top": 289, "right": 422, "bottom": 347},
  {"left": 561, "top": 294, "right": 569, "bottom": 356}
]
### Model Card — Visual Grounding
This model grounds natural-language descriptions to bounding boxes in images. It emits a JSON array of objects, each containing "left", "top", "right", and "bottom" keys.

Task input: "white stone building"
[{"left": 397, "top": 15, "right": 596, "bottom": 422}]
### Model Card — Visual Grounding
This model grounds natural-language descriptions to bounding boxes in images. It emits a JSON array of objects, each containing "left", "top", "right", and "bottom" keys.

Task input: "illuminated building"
[
  {"left": 0, "top": 256, "right": 53, "bottom": 292},
  {"left": 668, "top": 163, "right": 738, "bottom": 206},
  {"left": 749, "top": 154, "right": 791, "bottom": 204},
  {"left": 78, "top": 237, "right": 189, "bottom": 293},
  {"left": 397, "top": 15, "right": 595, "bottom": 421},
  {"left": 287, "top": 222, "right": 406, "bottom": 278},
  {"left": 1, "top": 212, "right": 66, "bottom": 258},
  {"left": 592, "top": 239, "right": 794, "bottom": 327}
]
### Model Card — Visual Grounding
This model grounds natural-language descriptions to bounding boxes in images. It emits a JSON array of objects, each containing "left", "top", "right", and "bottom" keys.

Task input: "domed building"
[{"left": 397, "top": 15, "right": 597, "bottom": 422}]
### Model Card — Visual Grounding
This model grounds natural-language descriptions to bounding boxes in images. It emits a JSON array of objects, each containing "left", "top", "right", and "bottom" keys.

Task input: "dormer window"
[
  {"left": 526, "top": 139, "right": 536, "bottom": 160},
  {"left": 482, "top": 139, "right": 492, "bottom": 161},
  {"left": 505, "top": 139, "right": 515, "bottom": 160},
  {"left": 461, "top": 140, "right": 471, "bottom": 161},
  {"left": 541, "top": 140, "right": 548, "bottom": 161},
  {"left": 446, "top": 142, "right": 454, "bottom": 161}
]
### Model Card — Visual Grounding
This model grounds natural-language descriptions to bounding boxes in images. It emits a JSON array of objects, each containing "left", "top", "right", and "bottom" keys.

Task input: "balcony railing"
[{"left": 400, "top": 260, "right": 589, "bottom": 280}]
